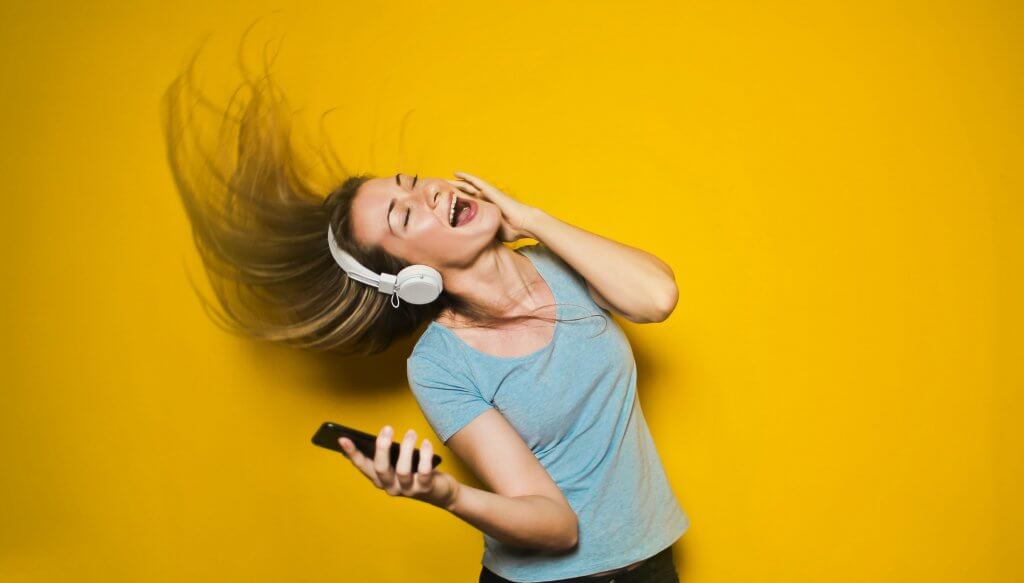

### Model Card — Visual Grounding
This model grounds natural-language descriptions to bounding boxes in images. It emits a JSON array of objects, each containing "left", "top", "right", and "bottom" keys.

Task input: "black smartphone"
[{"left": 311, "top": 421, "right": 443, "bottom": 469}]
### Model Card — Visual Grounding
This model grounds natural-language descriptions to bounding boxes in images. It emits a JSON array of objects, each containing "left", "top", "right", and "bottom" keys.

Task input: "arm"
[
  {"left": 336, "top": 413, "right": 577, "bottom": 552},
  {"left": 441, "top": 409, "right": 578, "bottom": 552},
  {"left": 450, "top": 171, "right": 679, "bottom": 324},
  {"left": 525, "top": 209, "right": 679, "bottom": 323},
  {"left": 404, "top": 355, "right": 577, "bottom": 551}
]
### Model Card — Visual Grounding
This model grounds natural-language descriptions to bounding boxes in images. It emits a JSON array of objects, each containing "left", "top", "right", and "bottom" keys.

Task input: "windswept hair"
[{"left": 162, "top": 46, "right": 604, "bottom": 356}]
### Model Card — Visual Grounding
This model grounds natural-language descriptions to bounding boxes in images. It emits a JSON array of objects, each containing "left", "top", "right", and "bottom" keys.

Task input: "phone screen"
[{"left": 311, "top": 421, "right": 443, "bottom": 469}]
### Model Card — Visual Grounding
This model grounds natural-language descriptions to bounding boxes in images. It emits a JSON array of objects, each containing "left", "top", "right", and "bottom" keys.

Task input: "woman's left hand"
[{"left": 448, "top": 171, "right": 540, "bottom": 242}]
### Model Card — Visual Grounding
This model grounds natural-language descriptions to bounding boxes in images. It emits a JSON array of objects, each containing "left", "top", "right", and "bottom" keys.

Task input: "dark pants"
[{"left": 478, "top": 544, "right": 679, "bottom": 583}]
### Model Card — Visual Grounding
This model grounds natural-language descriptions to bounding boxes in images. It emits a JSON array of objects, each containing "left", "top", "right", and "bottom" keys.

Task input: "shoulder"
[
  {"left": 409, "top": 324, "right": 455, "bottom": 368},
  {"left": 516, "top": 242, "right": 578, "bottom": 285},
  {"left": 407, "top": 324, "right": 473, "bottom": 385},
  {"left": 516, "top": 240, "right": 557, "bottom": 265},
  {"left": 405, "top": 327, "right": 494, "bottom": 444},
  {"left": 517, "top": 241, "right": 600, "bottom": 309}
]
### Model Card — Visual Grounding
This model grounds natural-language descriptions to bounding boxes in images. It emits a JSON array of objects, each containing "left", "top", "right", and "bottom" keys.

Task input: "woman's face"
[{"left": 349, "top": 173, "right": 502, "bottom": 269}]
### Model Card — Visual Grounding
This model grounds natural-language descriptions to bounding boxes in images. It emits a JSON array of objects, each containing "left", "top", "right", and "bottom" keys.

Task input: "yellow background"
[{"left": 1, "top": 1, "right": 1020, "bottom": 581}]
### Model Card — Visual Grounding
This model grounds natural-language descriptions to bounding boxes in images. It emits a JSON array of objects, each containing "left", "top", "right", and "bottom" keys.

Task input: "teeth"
[{"left": 449, "top": 193, "right": 458, "bottom": 226}]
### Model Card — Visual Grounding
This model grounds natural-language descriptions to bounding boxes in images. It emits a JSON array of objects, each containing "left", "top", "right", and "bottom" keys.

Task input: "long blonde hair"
[{"left": 162, "top": 48, "right": 602, "bottom": 356}]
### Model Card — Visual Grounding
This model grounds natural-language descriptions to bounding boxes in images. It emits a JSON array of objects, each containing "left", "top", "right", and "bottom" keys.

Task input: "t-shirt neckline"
[{"left": 427, "top": 245, "right": 561, "bottom": 362}]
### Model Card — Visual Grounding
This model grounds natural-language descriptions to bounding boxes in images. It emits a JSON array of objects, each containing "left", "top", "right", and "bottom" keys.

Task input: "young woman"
[{"left": 164, "top": 67, "right": 690, "bottom": 583}]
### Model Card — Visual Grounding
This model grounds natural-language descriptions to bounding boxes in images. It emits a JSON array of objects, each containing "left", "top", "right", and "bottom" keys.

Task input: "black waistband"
[{"left": 480, "top": 545, "right": 674, "bottom": 583}]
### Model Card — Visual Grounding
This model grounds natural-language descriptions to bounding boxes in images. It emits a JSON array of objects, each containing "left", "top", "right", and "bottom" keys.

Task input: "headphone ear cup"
[{"left": 394, "top": 264, "right": 444, "bottom": 305}]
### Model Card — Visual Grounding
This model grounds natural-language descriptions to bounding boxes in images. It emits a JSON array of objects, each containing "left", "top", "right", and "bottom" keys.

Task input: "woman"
[{"left": 163, "top": 65, "right": 689, "bottom": 583}]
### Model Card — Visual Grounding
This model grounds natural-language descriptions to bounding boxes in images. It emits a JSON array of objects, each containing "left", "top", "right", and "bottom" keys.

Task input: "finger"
[
  {"left": 446, "top": 177, "right": 477, "bottom": 188},
  {"left": 338, "top": 437, "right": 357, "bottom": 461},
  {"left": 373, "top": 425, "right": 395, "bottom": 486},
  {"left": 339, "top": 437, "right": 370, "bottom": 469},
  {"left": 445, "top": 179, "right": 479, "bottom": 194},
  {"left": 447, "top": 175, "right": 482, "bottom": 193},
  {"left": 338, "top": 437, "right": 383, "bottom": 487},
  {"left": 395, "top": 429, "right": 416, "bottom": 490},
  {"left": 453, "top": 171, "right": 489, "bottom": 189},
  {"left": 416, "top": 438, "right": 434, "bottom": 488}
]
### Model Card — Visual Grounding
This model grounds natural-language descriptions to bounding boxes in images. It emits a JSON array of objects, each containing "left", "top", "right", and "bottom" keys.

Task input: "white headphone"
[{"left": 326, "top": 226, "right": 444, "bottom": 307}]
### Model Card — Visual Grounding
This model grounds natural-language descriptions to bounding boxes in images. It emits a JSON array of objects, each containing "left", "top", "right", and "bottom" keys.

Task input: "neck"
[{"left": 438, "top": 242, "right": 543, "bottom": 324}]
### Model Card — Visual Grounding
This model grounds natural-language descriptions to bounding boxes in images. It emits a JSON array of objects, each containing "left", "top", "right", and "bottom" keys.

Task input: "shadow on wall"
[{"left": 243, "top": 322, "right": 425, "bottom": 397}]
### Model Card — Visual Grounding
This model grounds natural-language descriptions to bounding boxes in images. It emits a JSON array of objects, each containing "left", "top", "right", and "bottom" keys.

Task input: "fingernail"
[{"left": 383, "top": 426, "right": 392, "bottom": 437}]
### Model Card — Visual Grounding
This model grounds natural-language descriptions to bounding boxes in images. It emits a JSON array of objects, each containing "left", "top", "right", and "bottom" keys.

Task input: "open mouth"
[{"left": 448, "top": 193, "right": 477, "bottom": 228}]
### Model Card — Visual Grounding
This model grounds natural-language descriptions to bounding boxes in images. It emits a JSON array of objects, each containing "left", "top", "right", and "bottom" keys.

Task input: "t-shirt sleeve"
[{"left": 406, "top": 354, "right": 495, "bottom": 445}]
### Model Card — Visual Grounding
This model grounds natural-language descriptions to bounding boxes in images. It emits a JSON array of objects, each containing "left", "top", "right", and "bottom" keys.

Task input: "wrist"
[
  {"left": 442, "top": 475, "right": 463, "bottom": 513},
  {"left": 520, "top": 207, "right": 549, "bottom": 240}
]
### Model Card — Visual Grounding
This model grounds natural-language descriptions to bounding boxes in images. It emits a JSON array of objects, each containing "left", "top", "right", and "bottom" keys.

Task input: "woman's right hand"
[
  {"left": 338, "top": 425, "right": 460, "bottom": 510},
  {"left": 449, "top": 171, "right": 540, "bottom": 242}
]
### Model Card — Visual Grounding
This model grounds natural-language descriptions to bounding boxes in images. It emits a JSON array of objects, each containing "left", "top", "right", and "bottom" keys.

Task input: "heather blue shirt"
[{"left": 406, "top": 242, "right": 689, "bottom": 583}]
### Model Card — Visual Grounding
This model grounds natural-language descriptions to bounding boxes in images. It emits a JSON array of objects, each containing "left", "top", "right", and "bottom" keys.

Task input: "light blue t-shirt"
[{"left": 406, "top": 242, "right": 690, "bottom": 583}]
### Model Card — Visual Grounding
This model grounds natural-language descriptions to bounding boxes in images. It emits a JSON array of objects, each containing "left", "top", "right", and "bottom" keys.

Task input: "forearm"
[
  {"left": 443, "top": 481, "right": 578, "bottom": 552},
  {"left": 525, "top": 209, "right": 679, "bottom": 323}
]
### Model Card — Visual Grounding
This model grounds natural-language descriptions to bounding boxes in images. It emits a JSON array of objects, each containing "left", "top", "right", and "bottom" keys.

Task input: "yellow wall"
[{"left": 1, "top": 2, "right": 1020, "bottom": 581}]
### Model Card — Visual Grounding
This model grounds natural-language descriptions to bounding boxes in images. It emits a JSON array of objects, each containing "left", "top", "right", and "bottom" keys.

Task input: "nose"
[{"left": 425, "top": 183, "right": 445, "bottom": 209}]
